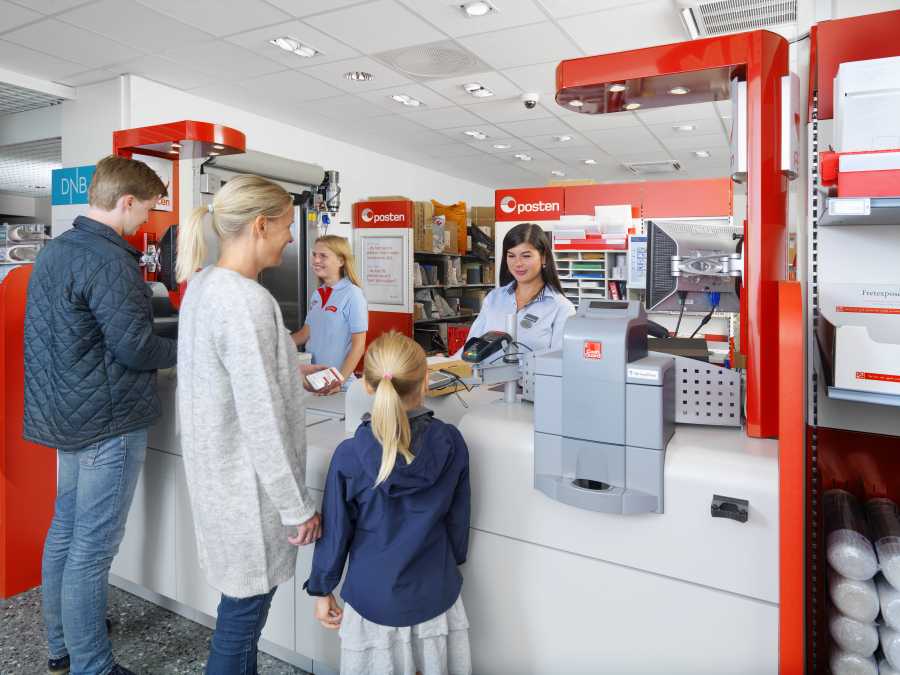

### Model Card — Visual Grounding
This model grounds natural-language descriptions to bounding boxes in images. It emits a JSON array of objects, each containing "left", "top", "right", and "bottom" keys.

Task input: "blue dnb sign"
[{"left": 52, "top": 165, "right": 95, "bottom": 206}]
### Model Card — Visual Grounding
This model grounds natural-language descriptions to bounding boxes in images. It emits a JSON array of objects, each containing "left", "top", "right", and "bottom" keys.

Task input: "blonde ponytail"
[
  {"left": 316, "top": 235, "right": 362, "bottom": 287},
  {"left": 175, "top": 174, "right": 293, "bottom": 283},
  {"left": 364, "top": 331, "right": 428, "bottom": 486}
]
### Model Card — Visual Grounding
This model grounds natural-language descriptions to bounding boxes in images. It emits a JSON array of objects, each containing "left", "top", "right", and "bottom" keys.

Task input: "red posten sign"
[
  {"left": 583, "top": 341, "right": 603, "bottom": 360},
  {"left": 494, "top": 187, "right": 564, "bottom": 222},
  {"left": 353, "top": 200, "right": 412, "bottom": 228}
]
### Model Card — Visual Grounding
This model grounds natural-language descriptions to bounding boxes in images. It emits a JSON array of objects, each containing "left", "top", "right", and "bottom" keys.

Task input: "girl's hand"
[{"left": 315, "top": 594, "right": 343, "bottom": 629}]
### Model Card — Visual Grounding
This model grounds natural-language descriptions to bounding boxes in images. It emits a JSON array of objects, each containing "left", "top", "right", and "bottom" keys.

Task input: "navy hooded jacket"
[{"left": 305, "top": 408, "right": 470, "bottom": 627}]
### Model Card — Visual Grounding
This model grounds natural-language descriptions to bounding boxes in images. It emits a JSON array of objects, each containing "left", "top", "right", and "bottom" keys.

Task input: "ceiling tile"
[
  {"left": 497, "top": 117, "right": 575, "bottom": 137},
  {"left": 644, "top": 117, "right": 726, "bottom": 140},
  {"left": 0, "top": 39, "right": 84, "bottom": 80},
  {"left": 612, "top": 149, "right": 675, "bottom": 164},
  {"left": 536, "top": 0, "right": 652, "bottom": 18},
  {"left": 0, "top": 0, "right": 41, "bottom": 32},
  {"left": 58, "top": 0, "right": 214, "bottom": 51},
  {"left": 294, "top": 94, "right": 394, "bottom": 121},
  {"left": 263, "top": 0, "right": 368, "bottom": 17},
  {"left": 464, "top": 137, "right": 535, "bottom": 154},
  {"left": 437, "top": 123, "right": 511, "bottom": 144},
  {"left": 634, "top": 101, "right": 720, "bottom": 124},
  {"left": 163, "top": 42, "right": 284, "bottom": 81},
  {"left": 397, "top": 0, "right": 548, "bottom": 37},
  {"left": 113, "top": 55, "right": 216, "bottom": 90},
  {"left": 240, "top": 69, "right": 345, "bottom": 103},
  {"left": 557, "top": 0, "right": 684, "bottom": 54},
  {"left": 8, "top": 0, "right": 93, "bottom": 14},
  {"left": 134, "top": 0, "right": 290, "bottom": 37},
  {"left": 300, "top": 56, "right": 411, "bottom": 93},
  {"left": 458, "top": 22, "right": 582, "bottom": 71},
  {"left": 3, "top": 18, "right": 144, "bottom": 68},
  {"left": 465, "top": 98, "right": 554, "bottom": 125},
  {"left": 358, "top": 83, "right": 455, "bottom": 113},
  {"left": 520, "top": 158, "right": 572, "bottom": 176},
  {"left": 659, "top": 132, "right": 728, "bottom": 151},
  {"left": 501, "top": 147, "right": 555, "bottom": 163},
  {"left": 424, "top": 144, "right": 488, "bottom": 159},
  {"left": 399, "top": 105, "right": 484, "bottom": 130},
  {"left": 545, "top": 145, "right": 612, "bottom": 163},
  {"left": 585, "top": 126, "right": 664, "bottom": 154},
  {"left": 551, "top": 108, "right": 642, "bottom": 130},
  {"left": 55, "top": 68, "right": 116, "bottom": 86},
  {"left": 500, "top": 61, "right": 558, "bottom": 97},
  {"left": 188, "top": 82, "right": 258, "bottom": 109},
  {"left": 225, "top": 19, "right": 360, "bottom": 68},
  {"left": 522, "top": 131, "right": 593, "bottom": 149},
  {"left": 304, "top": 0, "right": 445, "bottom": 55},
  {"left": 670, "top": 149, "right": 731, "bottom": 166},
  {"left": 424, "top": 70, "right": 522, "bottom": 105}
]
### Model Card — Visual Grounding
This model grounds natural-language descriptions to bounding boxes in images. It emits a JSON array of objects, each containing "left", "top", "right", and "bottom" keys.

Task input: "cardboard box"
[
  {"left": 367, "top": 195, "right": 411, "bottom": 201},
  {"left": 443, "top": 226, "right": 458, "bottom": 254},
  {"left": 413, "top": 201, "right": 435, "bottom": 252}
]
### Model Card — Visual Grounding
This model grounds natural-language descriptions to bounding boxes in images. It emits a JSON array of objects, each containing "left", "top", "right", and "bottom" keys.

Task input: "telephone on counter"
[{"left": 462, "top": 331, "right": 512, "bottom": 364}]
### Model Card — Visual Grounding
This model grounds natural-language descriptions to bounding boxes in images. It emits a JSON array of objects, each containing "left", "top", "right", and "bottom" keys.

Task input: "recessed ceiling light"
[
  {"left": 209, "top": 151, "right": 220, "bottom": 156},
  {"left": 462, "top": 82, "right": 493, "bottom": 98},
  {"left": 555, "top": 135, "right": 572, "bottom": 142},
  {"left": 673, "top": 124, "right": 695, "bottom": 132},
  {"left": 513, "top": 153, "right": 532, "bottom": 161},
  {"left": 464, "top": 130, "right": 488, "bottom": 140},
  {"left": 169, "top": 150, "right": 179, "bottom": 155},
  {"left": 213, "top": 144, "right": 225, "bottom": 150},
  {"left": 568, "top": 99, "right": 584, "bottom": 107},
  {"left": 551, "top": 170, "right": 566, "bottom": 177},
  {"left": 608, "top": 83, "right": 627, "bottom": 93},
  {"left": 269, "top": 36, "right": 318, "bottom": 58},
  {"left": 583, "top": 159, "right": 597, "bottom": 165},
  {"left": 391, "top": 94, "right": 423, "bottom": 107},
  {"left": 345, "top": 71, "right": 373, "bottom": 81},
  {"left": 492, "top": 143, "right": 511, "bottom": 149},
  {"left": 693, "top": 150, "right": 711, "bottom": 158},
  {"left": 669, "top": 86, "right": 690, "bottom": 95},
  {"left": 461, "top": 1, "right": 494, "bottom": 17},
  {"left": 463, "top": 82, "right": 481, "bottom": 92},
  {"left": 623, "top": 102, "right": 641, "bottom": 110}
]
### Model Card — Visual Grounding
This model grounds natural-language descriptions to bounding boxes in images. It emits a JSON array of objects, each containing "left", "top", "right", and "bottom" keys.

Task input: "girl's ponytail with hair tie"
[{"left": 383, "top": 372, "right": 393, "bottom": 381}]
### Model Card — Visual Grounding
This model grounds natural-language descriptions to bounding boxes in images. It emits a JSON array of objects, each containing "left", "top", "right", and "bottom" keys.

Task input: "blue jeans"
[
  {"left": 42, "top": 429, "right": 148, "bottom": 675},
  {"left": 206, "top": 587, "right": 278, "bottom": 675}
]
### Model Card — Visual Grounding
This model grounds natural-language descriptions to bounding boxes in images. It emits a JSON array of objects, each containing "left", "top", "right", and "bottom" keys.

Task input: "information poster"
[{"left": 363, "top": 235, "right": 405, "bottom": 305}]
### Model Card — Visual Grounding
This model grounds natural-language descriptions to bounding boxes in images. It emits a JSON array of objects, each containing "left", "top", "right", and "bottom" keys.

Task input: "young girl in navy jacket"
[{"left": 305, "top": 331, "right": 472, "bottom": 675}]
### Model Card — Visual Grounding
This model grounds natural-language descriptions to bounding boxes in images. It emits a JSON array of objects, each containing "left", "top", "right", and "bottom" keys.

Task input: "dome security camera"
[{"left": 522, "top": 92, "right": 540, "bottom": 109}]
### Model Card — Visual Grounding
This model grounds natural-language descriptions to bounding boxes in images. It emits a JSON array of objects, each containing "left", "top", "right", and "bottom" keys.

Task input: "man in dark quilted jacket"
[{"left": 23, "top": 155, "right": 177, "bottom": 675}]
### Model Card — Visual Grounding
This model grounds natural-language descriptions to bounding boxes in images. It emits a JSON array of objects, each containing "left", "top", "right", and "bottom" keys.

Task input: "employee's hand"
[
  {"left": 288, "top": 512, "right": 321, "bottom": 546},
  {"left": 299, "top": 364, "right": 329, "bottom": 393},
  {"left": 314, "top": 378, "right": 343, "bottom": 397},
  {"left": 315, "top": 594, "right": 343, "bottom": 629}
]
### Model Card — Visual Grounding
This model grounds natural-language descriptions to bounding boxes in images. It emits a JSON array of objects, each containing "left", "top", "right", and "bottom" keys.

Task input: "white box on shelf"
[
  {"left": 832, "top": 325, "right": 900, "bottom": 396},
  {"left": 834, "top": 56, "right": 900, "bottom": 152}
]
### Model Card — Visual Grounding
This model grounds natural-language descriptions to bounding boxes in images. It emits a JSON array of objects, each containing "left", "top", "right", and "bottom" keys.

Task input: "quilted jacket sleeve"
[{"left": 85, "top": 258, "right": 177, "bottom": 371}]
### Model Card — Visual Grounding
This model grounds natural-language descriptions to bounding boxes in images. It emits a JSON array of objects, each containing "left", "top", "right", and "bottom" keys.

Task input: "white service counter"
[{"left": 111, "top": 369, "right": 779, "bottom": 675}]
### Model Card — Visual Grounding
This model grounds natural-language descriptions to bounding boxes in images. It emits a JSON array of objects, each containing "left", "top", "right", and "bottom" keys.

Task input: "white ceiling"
[{"left": 0, "top": 0, "right": 798, "bottom": 188}]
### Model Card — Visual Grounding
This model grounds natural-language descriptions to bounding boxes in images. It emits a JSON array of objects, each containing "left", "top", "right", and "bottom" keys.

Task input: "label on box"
[
  {"left": 837, "top": 305, "right": 900, "bottom": 315},
  {"left": 855, "top": 371, "right": 900, "bottom": 383},
  {"left": 627, "top": 367, "right": 658, "bottom": 381}
]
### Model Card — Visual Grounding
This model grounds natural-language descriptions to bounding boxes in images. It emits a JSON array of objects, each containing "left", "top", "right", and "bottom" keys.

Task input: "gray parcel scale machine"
[{"left": 534, "top": 300, "right": 675, "bottom": 514}]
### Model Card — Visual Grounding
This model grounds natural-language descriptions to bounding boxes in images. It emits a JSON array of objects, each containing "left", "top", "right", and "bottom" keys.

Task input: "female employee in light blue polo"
[
  {"left": 292, "top": 235, "right": 367, "bottom": 388},
  {"left": 464, "top": 222, "right": 575, "bottom": 354}
]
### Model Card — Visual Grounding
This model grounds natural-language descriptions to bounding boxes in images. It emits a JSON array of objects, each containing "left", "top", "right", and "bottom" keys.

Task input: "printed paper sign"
[
  {"left": 133, "top": 153, "right": 173, "bottom": 212},
  {"left": 363, "top": 236, "right": 404, "bottom": 305}
]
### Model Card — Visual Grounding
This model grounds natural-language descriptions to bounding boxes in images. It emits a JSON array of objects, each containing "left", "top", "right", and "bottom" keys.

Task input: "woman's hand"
[
  {"left": 288, "top": 512, "right": 321, "bottom": 546},
  {"left": 315, "top": 594, "right": 343, "bottom": 629}
]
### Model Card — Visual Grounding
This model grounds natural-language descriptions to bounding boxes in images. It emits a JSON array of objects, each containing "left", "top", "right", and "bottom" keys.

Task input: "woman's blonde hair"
[
  {"left": 315, "top": 235, "right": 361, "bottom": 287},
  {"left": 176, "top": 174, "right": 293, "bottom": 283},
  {"left": 364, "top": 332, "right": 428, "bottom": 486}
]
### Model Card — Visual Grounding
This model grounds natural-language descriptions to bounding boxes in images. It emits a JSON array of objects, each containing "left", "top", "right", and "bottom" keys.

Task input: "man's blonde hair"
[{"left": 88, "top": 155, "right": 168, "bottom": 210}]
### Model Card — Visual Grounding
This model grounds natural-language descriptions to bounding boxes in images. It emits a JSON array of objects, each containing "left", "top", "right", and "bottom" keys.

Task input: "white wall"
[
  {"left": 60, "top": 78, "right": 124, "bottom": 167},
  {"left": 125, "top": 76, "right": 494, "bottom": 240}
]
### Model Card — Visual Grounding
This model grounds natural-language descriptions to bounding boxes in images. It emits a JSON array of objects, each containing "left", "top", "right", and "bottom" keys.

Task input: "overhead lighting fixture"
[
  {"left": 568, "top": 99, "right": 584, "bottom": 108},
  {"left": 209, "top": 151, "right": 220, "bottom": 156},
  {"left": 551, "top": 170, "right": 566, "bottom": 177},
  {"left": 213, "top": 144, "right": 225, "bottom": 150},
  {"left": 583, "top": 159, "right": 597, "bottom": 165},
  {"left": 513, "top": 153, "right": 532, "bottom": 161},
  {"left": 555, "top": 135, "right": 572, "bottom": 142},
  {"left": 669, "top": 86, "right": 690, "bottom": 95},
  {"left": 168, "top": 149, "right": 179, "bottom": 155},
  {"left": 462, "top": 82, "right": 494, "bottom": 98},
  {"left": 461, "top": 1, "right": 494, "bottom": 17},
  {"left": 693, "top": 150, "right": 711, "bottom": 158},
  {"left": 345, "top": 71, "right": 373, "bottom": 81},
  {"left": 623, "top": 102, "right": 641, "bottom": 110},
  {"left": 170, "top": 143, "right": 181, "bottom": 150},
  {"left": 463, "top": 129, "right": 488, "bottom": 140},
  {"left": 492, "top": 143, "right": 511, "bottom": 149},
  {"left": 391, "top": 94, "right": 424, "bottom": 107},
  {"left": 608, "top": 83, "right": 627, "bottom": 93},
  {"left": 269, "top": 36, "right": 318, "bottom": 58},
  {"left": 673, "top": 124, "right": 696, "bottom": 132}
]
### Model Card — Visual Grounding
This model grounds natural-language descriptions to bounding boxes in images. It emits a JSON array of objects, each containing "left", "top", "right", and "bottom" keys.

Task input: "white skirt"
[{"left": 339, "top": 595, "right": 472, "bottom": 675}]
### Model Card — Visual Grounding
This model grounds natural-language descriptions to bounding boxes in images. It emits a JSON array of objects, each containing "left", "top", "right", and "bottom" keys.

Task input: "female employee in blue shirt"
[
  {"left": 465, "top": 222, "right": 575, "bottom": 353},
  {"left": 292, "top": 235, "right": 368, "bottom": 388}
]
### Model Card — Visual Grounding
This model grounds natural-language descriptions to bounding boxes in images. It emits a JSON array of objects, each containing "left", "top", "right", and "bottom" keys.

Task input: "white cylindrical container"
[
  {"left": 865, "top": 499, "right": 900, "bottom": 590},
  {"left": 829, "top": 607, "right": 878, "bottom": 656},
  {"left": 879, "top": 574, "right": 900, "bottom": 631},
  {"left": 826, "top": 490, "right": 878, "bottom": 581},
  {"left": 829, "top": 568, "right": 879, "bottom": 623},
  {"left": 830, "top": 648, "right": 877, "bottom": 675}
]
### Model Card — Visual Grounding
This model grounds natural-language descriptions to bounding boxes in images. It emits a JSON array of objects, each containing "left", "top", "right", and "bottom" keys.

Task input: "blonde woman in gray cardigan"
[{"left": 175, "top": 175, "right": 325, "bottom": 674}]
